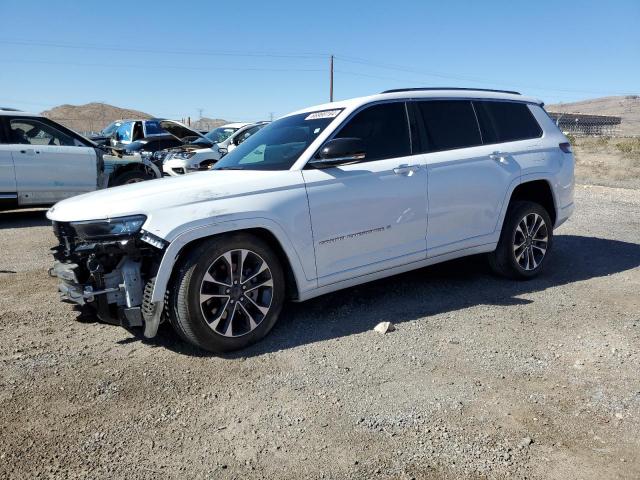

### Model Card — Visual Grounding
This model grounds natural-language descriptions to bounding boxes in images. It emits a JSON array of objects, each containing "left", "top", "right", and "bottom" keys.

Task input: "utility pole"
[
  {"left": 329, "top": 54, "right": 334, "bottom": 102},
  {"left": 197, "top": 108, "right": 204, "bottom": 119},
  {"left": 269, "top": 112, "right": 274, "bottom": 121}
]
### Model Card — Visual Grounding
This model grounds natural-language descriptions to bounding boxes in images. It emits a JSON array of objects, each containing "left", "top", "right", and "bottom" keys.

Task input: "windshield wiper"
[{"left": 215, "top": 166, "right": 245, "bottom": 170}]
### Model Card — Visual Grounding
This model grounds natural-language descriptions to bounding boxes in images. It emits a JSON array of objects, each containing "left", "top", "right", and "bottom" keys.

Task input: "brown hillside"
[
  {"left": 41, "top": 103, "right": 153, "bottom": 134},
  {"left": 191, "top": 117, "right": 228, "bottom": 132},
  {"left": 547, "top": 95, "right": 640, "bottom": 136}
]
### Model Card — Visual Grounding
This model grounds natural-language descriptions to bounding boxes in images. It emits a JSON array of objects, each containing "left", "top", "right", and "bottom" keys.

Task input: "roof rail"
[
  {"left": 0, "top": 107, "right": 22, "bottom": 111},
  {"left": 381, "top": 87, "right": 521, "bottom": 95}
]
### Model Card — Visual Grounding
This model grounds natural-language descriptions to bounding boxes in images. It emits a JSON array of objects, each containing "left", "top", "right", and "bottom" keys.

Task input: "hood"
[
  {"left": 165, "top": 140, "right": 214, "bottom": 154},
  {"left": 159, "top": 120, "right": 206, "bottom": 141},
  {"left": 46, "top": 170, "right": 299, "bottom": 224}
]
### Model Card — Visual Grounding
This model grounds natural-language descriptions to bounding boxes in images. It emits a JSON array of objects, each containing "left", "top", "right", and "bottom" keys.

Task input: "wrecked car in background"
[
  {"left": 0, "top": 108, "right": 161, "bottom": 209},
  {"left": 113, "top": 119, "right": 211, "bottom": 160},
  {"left": 88, "top": 119, "right": 126, "bottom": 146},
  {"left": 162, "top": 122, "right": 268, "bottom": 176}
]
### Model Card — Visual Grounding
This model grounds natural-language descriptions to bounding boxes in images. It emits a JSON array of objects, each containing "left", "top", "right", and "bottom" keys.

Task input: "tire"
[
  {"left": 167, "top": 233, "right": 285, "bottom": 353},
  {"left": 111, "top": 169, "right": 153, "bottom": 186},
  {"left": 488, "top": 201, "right": 553, "bottom": 279}
]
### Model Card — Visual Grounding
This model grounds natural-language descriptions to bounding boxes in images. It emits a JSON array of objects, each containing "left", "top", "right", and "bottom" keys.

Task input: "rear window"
[
  {"left": 144, "top": 120, "right": 166, "bottom": 135},
  {"left": 474, "top": 101, "right": 542, "bottom": 143},
  {"left": 414, "top": 100, "right": 482, "bottom": 152}
]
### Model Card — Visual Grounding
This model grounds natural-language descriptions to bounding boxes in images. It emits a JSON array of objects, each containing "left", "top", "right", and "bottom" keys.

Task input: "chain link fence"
[{"left": 545, "top": 112, "right": 623, "bottom": 137}]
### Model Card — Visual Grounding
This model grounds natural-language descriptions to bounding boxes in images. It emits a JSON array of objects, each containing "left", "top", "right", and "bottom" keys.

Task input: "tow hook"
[{"left": 83, "top": 285, "right": 120, "bottom": 303}]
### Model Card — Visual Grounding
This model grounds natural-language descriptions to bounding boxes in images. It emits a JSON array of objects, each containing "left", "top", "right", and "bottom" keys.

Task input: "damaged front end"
[{"left": 50, "top": 216, "right": 166, "bottom": 335}]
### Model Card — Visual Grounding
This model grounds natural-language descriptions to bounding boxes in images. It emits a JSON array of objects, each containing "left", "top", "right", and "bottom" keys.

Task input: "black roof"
[{"left": 381, "top": 87, "right": 521, "bottom": 95}]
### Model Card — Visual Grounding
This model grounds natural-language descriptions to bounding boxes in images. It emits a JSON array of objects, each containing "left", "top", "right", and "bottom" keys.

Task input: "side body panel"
[
  {"left": 423, "top": 142, "right": 521, "bottom": 257},
  {"left": 302, "top": 158, "right": 428, "bottom": 285},
  {"left": 524, "top": 105, "right": 575, "bottom": 227},
  {"left": 13, "top": 145, "right": 97, "bottom": 205},
  {"left": 0, "top": 145, "right": 17, "bottom": 199}
]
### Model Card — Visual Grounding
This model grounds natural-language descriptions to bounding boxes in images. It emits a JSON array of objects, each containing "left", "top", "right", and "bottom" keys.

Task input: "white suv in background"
[
  {"left": 163, "top": 122, "right": 268, "bottom": 176},
  {"left": 0, "top": 109, "right": 161, "bottom": 209},
  {"left": 47, "top": 88, "right": 574, "bottom": 353}
]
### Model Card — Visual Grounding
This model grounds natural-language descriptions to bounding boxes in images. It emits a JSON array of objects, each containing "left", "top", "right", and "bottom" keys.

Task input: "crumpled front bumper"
[
  {"left": 50, "top": 260, "right": 147, "bottom": 328},
  {"left": 52, "top": 262, "right": 115, "bottom": 305}
]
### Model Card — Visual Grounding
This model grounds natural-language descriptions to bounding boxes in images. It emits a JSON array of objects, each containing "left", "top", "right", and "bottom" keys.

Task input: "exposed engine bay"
[{"left": 50, "top": 219, "right": 165, "bottom": 328}]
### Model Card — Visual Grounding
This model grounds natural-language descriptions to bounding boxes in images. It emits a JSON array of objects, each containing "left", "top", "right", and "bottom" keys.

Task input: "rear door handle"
[
  {"left": 393, "top": 164, "right": 420, "bottom": 175},
  {"left": 489, "top": 152, "right": 508, "bottom": 163}
]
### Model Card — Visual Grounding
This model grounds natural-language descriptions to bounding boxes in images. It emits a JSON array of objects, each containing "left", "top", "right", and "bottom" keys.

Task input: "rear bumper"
[{"left": 555, "top": 201, "right": 574, "bottom": 229}]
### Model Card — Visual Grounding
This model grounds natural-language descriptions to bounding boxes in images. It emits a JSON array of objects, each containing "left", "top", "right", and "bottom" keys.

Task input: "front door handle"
[
  {"left": 393, "top": 164, "right": 420, "bottom": 175},
  {"left": 19, "top": 148, "right": 35, "bottom": 156}
]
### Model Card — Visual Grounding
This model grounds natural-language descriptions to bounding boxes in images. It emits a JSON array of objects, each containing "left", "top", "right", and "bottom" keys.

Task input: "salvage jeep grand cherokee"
[{"left": 47, "top": 88, "right": 575, "bottom": 353}]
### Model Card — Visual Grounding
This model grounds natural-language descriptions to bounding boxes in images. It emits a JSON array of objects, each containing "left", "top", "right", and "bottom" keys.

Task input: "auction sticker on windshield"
[{"left": 305, "top": 109, "right": 342, "bottom": 120}]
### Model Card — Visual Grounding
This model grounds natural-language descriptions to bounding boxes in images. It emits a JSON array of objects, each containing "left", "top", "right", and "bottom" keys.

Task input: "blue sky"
[{"left": 0, "top": 0, "right": 638, "bottom": 123}]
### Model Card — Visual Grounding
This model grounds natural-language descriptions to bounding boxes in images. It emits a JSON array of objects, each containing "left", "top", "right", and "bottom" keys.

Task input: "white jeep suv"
[
  {"left": 47, "top": 88, "right": 574, "bottom": 353},
  {"left": 0, "top": 109, "right": 160, "bottom": 209}
]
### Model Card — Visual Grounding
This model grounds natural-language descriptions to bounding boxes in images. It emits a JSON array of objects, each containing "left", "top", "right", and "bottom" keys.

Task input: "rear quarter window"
[{"left": 474, "top": 101, "right": 542, "bottom": 143}]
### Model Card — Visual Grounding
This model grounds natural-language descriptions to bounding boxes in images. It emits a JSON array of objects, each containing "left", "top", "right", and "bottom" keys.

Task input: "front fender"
[{"left": 150, "top": 217, "right": 317, "bottom": 304}]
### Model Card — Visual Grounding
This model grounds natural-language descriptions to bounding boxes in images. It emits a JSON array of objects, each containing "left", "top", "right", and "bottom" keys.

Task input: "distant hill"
[
  {"left": 41, "top": 102, "right": 153, "bottom": 134},
  {"left": 547, "top": 95, "right": 640, "bottom": 136},
  {"left": 40, "top": 103, "right": 229, "bottom": 135},
  {"left": 191, "top": 117, "right": 228, "bottom": 132}
]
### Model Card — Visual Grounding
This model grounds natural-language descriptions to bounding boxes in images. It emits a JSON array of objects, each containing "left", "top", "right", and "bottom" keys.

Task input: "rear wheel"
[
  {"left": 488, "top": 201, "right": 553, "bottom": 279},
  {"left": 168, "top": 233, "right": 285, "bottom": 352}
]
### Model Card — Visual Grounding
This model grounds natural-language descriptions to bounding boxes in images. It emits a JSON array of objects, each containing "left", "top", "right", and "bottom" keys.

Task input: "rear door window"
[
  {"left": 335, "top": 102, "right": 410, "bottom": 161},
  {"left": 473, "top": 101, "right": 542, "bottom": 143},
  {"left": 414, "top": 100, "right": 482, "bottom": 152}
]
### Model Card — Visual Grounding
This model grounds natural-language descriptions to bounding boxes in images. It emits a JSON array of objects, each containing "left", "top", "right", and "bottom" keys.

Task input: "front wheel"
[
  {"left": 167, "top": 233, "right": 285, "bottom": 352},
  {"left": 111, "top": 169, "right": 153, "bottom": 186},
  {"left": 488, "top": 201, "right": 553, "bottom": 279}
]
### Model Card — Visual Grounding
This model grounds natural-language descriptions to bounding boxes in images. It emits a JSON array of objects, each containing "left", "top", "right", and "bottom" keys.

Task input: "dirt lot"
[
  {"left": 573, "top": 136, "right": 640, "bottom": 189},
  {"left": 1, "top": 183, "right": 639, "bottom": 479}
]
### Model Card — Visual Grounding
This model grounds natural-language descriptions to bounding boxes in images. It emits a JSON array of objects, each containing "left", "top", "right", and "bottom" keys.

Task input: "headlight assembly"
[
  {"left": 71, "top": 215, "right": 147, "bottom": 240},
  {"left": 174, "top": 151, "right": 196, "bottom": 160}
]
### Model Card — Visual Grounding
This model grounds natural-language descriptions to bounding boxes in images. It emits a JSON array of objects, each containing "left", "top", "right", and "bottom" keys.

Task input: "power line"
[
  {"left": 0, "top": 58, "right": 325, "bottom": 73},
  {"left": 1, "top": 38, "right": 633, "bottom": 97},
  {"left": 0, "top": 39, "right": 328, "bottom": 59},
  {"left": 334, "top": 56, "right": 637, "bottom": 96}
]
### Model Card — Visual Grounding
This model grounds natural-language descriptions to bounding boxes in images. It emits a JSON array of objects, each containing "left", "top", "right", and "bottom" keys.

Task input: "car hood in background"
[{"left": 159, "top": 120, "right": 207, "bottom": 141}]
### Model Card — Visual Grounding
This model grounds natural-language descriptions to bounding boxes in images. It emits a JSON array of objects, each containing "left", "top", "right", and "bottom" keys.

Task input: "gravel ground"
[{"left": 0, "top": 184, "right": 639, "bottom": 479}]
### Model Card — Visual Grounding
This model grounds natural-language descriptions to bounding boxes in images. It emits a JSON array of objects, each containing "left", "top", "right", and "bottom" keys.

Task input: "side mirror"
[{"left": 309, "top": 137, "right": 366, "bottom": 168}]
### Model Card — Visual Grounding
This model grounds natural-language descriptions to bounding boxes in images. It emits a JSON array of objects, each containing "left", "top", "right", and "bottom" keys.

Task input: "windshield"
[
  {"left": 205, "top": 127, "right": 238, "bottom": 143},
  {"left": 213, "top": 110, "right": 341, "bottom": 171},
  {"left": 101, "top": 121, "right": 122, "bottom": 136}
]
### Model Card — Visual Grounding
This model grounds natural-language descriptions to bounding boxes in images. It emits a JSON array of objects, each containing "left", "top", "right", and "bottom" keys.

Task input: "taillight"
[{"left": 559, "top": 142, "right": 572, "bottom": 153}]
